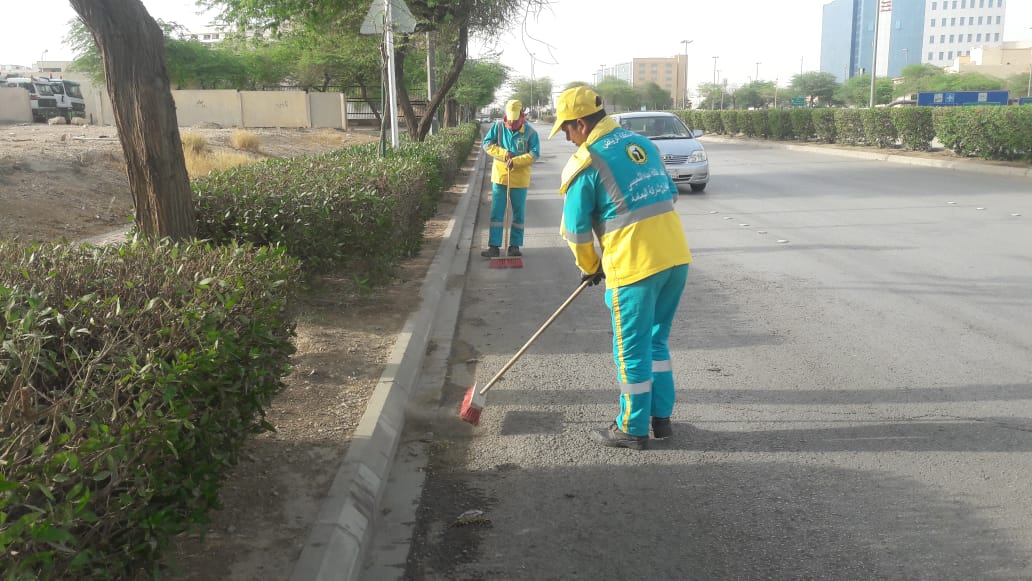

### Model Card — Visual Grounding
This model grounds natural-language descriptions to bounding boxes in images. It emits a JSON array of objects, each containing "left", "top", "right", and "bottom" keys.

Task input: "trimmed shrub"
[
  {"left": 702, "top": 110, "right": 724, "bottom": 134},
  {"left": 835, "top": 109, "right": 866, "bottom": 145},
  {"left": 861, "top": 108, "right": 897, "bottom": 148},
  {"left": 934, "top": 106, "right": 1032, "bottom": 161},
  {"left": 789, "top": 109, "right": 815, "bottom": 141},
  {"left": 890, "top": 107, "right": 935, "bottom": 151},
  {"left": 813, "top": 109, "right": 837, "bottom": 143},
  {"left": 720, "top": 110, "right": 739, "bottom": 135},
  {"left": 768, "top": 109, "right": 793, "bottom": 141},
  {"left": 0, "top": 239, "right": 299, "bottom": 579}
]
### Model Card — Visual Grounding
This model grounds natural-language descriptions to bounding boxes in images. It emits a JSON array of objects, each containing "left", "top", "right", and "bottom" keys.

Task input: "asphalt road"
[{"left": 369, "top": 127, "right": 1032, "bottom": 580}]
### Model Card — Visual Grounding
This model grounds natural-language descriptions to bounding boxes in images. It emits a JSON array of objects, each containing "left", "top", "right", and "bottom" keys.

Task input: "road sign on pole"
[
  {"left": 790, "top": 96, "right": 806, "bottom": 107},
  {"left": 361, "top": 0, "right": 416, "bottom": 150}
]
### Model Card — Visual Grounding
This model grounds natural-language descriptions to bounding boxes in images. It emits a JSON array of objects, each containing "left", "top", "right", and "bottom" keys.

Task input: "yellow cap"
[
  {"left": 504, "top": 99, "right": 524, "bottom": 121},
  {"left": 549, "top": 86, "right": 604, "bottom": 138}
]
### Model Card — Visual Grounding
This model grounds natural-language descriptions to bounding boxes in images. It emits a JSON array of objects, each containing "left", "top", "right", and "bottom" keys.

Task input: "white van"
[
  {"left": 46, "top": 79, "right": 86, "bottom": 121},
  {"left": 4, "top": 77, "right": 60, "bottom": 122}
]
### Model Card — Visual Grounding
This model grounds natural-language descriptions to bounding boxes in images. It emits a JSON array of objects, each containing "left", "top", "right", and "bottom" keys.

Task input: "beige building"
[
  {"left": 947, "top": 41, "right": 1032, "bottom": 80},
  {"left": 631, "top": 56, "right": 688, "bottom": 107}
]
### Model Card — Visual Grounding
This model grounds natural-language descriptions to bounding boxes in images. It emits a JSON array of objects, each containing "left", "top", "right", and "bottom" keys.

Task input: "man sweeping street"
[
  {"left": 481, "top": 99, "right": 540, "bottom": 258},
  {"left": 550, "top": 86, "right": 693, "bottom": 450}
]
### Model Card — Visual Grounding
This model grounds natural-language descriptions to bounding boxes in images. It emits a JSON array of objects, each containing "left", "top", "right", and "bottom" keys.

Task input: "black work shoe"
[
  {"left": 480, "top": 246, "right": 500, "bottom": 258},
  {"left": 507, "top": 246, "right": 522, "bottom": 257},
  {"left": 651, "top": 417, "right": 672, "bottom": 439},
  {"left": 591, "top": 423, "right": 648, "bottom": 450}
]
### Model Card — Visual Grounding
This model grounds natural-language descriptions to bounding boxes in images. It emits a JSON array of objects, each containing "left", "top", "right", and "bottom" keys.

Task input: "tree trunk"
[
  {"left": 69, "top": 0, "right": 195, "bottom": 240},
  {"left": 415, "top": 22, "right": 468, "bottom": 140}
]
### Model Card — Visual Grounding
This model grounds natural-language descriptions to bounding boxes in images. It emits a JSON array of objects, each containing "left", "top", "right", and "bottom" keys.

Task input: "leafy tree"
[
  {"left": 789, "top": 71, "right": 839, "bottom": 105},
  {"left": 451, "top": 59, "right": 508, "bottom": 116},
  {"left": 509, "top": 76, "right": 553, "bottom": 114},
  {"left": 893, "top": 63, "right": 947, "bottom": 97},
  {"left": 595, "top": 77, "right": 639, "bottom": 112},
  {"left": 695, "top": 82, "right": 727, "bottom": 110},
  {"left": 927, "top": 72, "right": 1005, "bottom": 92},
  {"left": 637, "top": 81, "right": 672, "bottom": 111},
  {"left": 207, "top": 0, "right": 550, "bottom": 141},
  {"left": 835, "top": 74, "right": 893, "bottom": 107}
]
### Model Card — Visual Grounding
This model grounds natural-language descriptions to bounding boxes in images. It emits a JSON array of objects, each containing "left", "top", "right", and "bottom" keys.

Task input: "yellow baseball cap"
[
  {"left": 504, "top": 99, "right": 524, "bottom": 120},
  {"left": 549, "top": 86, "right": 604, "bottom": 138}
]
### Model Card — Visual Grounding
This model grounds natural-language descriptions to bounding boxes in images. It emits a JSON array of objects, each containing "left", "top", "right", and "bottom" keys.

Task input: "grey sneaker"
[
  {"left": 651, "top": 417, "right": 672, "bottom": 439},
  {"left": 507, "top": 246, "right": 521, "bottom": 257},
  {"left": 591, "top": 422, "right": 648, "bottom": 450},
  {"left": 480, "top": 246, "right": 500, "bottom": 258}
]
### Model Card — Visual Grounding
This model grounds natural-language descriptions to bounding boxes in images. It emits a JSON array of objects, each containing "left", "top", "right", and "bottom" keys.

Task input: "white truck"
[
  {"left": 46, "top": 78, "right": 86, "bottom": 121},
  {"left": 3, "top": 77, "right": 60, "bottom": 122}
]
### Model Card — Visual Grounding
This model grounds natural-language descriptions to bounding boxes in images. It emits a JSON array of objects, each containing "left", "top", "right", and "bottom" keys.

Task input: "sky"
[{"left": 3, "top": 0, "right": 1031, "bottom": 94}]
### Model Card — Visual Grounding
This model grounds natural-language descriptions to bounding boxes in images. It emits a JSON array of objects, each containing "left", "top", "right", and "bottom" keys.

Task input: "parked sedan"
[{"left": 611, "top": 111, "right": 709, "bottom": 192}]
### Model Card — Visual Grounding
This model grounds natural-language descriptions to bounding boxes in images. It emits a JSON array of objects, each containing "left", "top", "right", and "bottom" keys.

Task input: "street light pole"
[
  {"left": 712, "top": 56, "right": 718, "bottom": 85},
  {"left": 530, "top": 53, "right": 535, "bottom": 118},
  {"left": 40, "top": 49, "right": 47, "bottom": 73},
  {"left": 755, "top": 62, "right": 761, "bottom": 82},
  {"left": 681, "top": 39, "right": 693, "bottom": 109}
]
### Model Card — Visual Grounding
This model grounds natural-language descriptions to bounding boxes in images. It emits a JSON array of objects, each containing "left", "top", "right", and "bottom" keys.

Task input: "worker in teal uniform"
[
  {"left": 481, "top": 99, "right": 540, "bottom": 257},
  {"left": 550, "top": 86, "right": 693, "bottom": 450}
]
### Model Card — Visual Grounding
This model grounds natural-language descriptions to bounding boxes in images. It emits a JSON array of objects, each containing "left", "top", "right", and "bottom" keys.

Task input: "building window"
[
  {"left": 977, "top": 16, "right": 983, "bottom": 24},
  {"left": 949, "top": 34, "right": 955, "bottom": 42},
  {"left": 930, "top": 18, "right": 936, "bottom": 26},
  {"left": 994, "top": 33, "right": 1000, "bottom": 42},
  {"left": 932, "top": 1, "right": 937, "bottom": 7},
  {"left": 951, "top": 1, "right": 956, "bottom": 8},
  {"left": 939, "top": 51, "right": 944, "bottom": 60},
  {"left": 951, "top": 17, "right": 956, "bottom": 25},
  {"left": 996, "top": 16, "right": 1001, "bottom": 24},
  {"left": 979, "top": 0, "right": 984, "bottom": 6},
  {"left": 968, "top": 33, "right": 972, "bottom": 41},
  {"left": 941, "top": 18, "right": 946, "bottom": 26},
  {"left": 930, "top": 35, "right": 935, "bottom": 43},
  {"left": 941, "top": 34, "right": 946, "bottom": 42},
  {"left": 928, "top": 51, "right": 934, "bottom": 60},
  {"left": 948, "top": 51, "right": 953, "bottom": 60},
  {"left": 976, "top": 33, "right": 982, "bottom": 41},
  {"left": 960, "top": 0, "right": 965, "bottom": 7}
]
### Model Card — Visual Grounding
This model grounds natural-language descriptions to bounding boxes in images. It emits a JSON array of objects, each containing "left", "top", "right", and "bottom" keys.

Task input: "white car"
[{"left": 612, "top": 111, "right": 710, "bottom": 192}]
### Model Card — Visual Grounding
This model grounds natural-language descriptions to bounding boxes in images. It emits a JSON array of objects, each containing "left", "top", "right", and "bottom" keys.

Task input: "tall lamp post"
[
  {"left": 40, "top": 49, "right": 48, "bottom": 73},
  {"left": 755, "top": 62, "right": 761, "bottom": 82},
  {"left": 530, "top": 53, "right": 536, "bottom": 118},
  {"left": 681, "top": 39, "right": 693, "bottom": 109}
]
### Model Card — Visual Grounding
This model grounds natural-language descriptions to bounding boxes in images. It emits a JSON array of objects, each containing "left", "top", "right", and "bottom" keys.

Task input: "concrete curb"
[
  {"left": 702, "top": 135, "right": 1032, "bottom": 179},
  {"left": 289, "top": 145, "right": 487, "bottom": 581}
]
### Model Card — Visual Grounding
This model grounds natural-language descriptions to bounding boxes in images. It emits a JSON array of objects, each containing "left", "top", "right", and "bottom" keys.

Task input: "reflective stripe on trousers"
[
  {"left": 605, "top": 264, "right": 689, "bottom": 436},
  {"left": 489, "top": 183, "right": 526, "bottom": 247}
]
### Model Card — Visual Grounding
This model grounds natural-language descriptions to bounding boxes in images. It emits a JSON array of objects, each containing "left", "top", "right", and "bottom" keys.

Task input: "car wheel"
[{"left": 690, "top": 183, "right": 707, "bottom": 192}]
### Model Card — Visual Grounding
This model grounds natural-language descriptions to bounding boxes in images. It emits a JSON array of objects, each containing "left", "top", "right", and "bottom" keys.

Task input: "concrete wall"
[
  {"left": 173, "top": 90, "right": 243, "bottom": 127},
  {"left": 310, "top": 92, "right": 348, "bottom": 130},
  {"left": 241, "top": 91, "right": 310, "bottom": 128},
  {"left": 3, "top": 86, "right": 395, "bottom": 129},
  {"left": 0, "top": 88, "right": 32, "bottom": 123}
]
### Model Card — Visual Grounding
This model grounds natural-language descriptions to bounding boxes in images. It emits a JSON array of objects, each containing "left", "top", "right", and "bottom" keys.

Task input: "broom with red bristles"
[
  {"left": 460, "top": 278, "right": 592, "bottom": 425},
  {"left": 489, "top": 175, "right": 523, "bottom": 269}
]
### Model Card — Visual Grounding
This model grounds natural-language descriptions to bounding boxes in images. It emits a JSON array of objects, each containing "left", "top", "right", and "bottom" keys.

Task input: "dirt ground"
[{"left": 0, "top": 121, "right": 467, "bottom": 579}]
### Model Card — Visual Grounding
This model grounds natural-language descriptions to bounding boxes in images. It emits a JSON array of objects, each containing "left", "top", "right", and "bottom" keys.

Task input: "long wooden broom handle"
[{"left": 478, "top": 278, "right": 592, "bottom": 395}]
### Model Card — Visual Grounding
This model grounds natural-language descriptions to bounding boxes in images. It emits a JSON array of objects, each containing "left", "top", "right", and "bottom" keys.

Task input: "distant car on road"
[{"left": 611, "top": 111, "right": 710, "bottom": 192}]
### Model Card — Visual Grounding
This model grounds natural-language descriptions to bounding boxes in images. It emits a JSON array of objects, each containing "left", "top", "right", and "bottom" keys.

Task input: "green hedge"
[
  {"left": 1, "top": 240, "right": 299, "bottom": 579},
  {"left": 701, "top": 105, "right": 1028, "bottom": 162},
  {"left": 1, "top": 123, "right": 481, "bottom": 579},
  {"left": 192, "top": 123, "right": 479, "bottom": 279}
]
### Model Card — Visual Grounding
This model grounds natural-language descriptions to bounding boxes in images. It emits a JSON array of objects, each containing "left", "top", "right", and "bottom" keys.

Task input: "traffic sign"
[{"left": 790, "top": 97, "right": 806, "bottom": 107}]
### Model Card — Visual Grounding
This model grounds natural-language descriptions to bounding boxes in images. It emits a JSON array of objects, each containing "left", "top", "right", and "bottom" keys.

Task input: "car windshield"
[
  {"left": 619, "top": 116, "right": 692, "bottom": 139},
  {"left": 49, "top": 83, "right": 65, "bottom": 95},
  {"left": 34, "top": 83, "right": 54, "bottom": 96}
]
